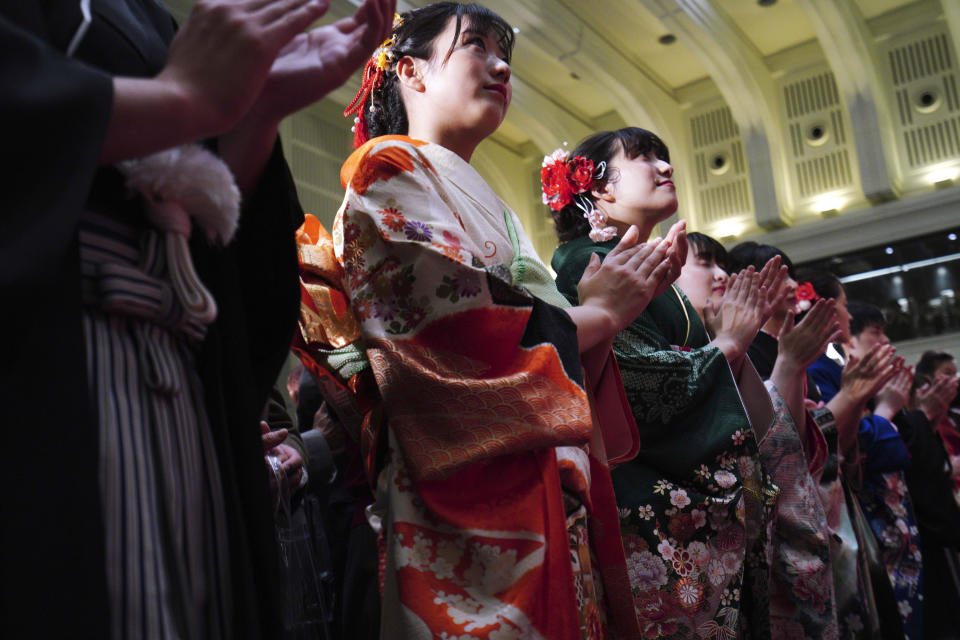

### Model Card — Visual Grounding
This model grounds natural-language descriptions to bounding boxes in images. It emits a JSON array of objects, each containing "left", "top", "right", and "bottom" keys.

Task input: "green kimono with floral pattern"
[{"left": 554, "top": 236, "right": 776, "bottom": 639}]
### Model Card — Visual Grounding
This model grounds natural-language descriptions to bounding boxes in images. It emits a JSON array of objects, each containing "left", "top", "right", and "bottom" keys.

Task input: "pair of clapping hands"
[
  {"left": 104, "top": 0, "right": 396, "bottom": 165},
  {"left": 165, "top": 0, "right": 395, "bottom": 134},
  {"left": 576, "top": 221, "right": 689, "bottom": 336},
  {"left": 707, "top": 256, "right": 842, "bottom": 371},
  {"left": 871, "top": 357, "right": 959, "bottom": 423}
]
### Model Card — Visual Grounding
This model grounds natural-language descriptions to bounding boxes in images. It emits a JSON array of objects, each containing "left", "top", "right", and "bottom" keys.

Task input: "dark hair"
[
  {"left": 847, "top": 300, "right": 885, "bottom": 336},
  {"left": 794, "top": 268, "right": 842, "bottom": 300},
  {"left": 727, "top": 241, "right": 795, "bottom": 278},
  {"left": 365, "top": 3, "right": 515, "bottom": 139},
  {"left": 915, "top": 350, "right": 954, "bottom": 384},
  {"left": 687, "top": 232, "right": 728, "bottom": 269},
  {"left": 550, "top": 127, "right": 670, "bottom": 242}
]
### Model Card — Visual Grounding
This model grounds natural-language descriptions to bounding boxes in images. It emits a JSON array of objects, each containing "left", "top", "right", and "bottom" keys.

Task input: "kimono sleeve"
[
  {"left": 611, "top": 307, "right": 732, "bottom": 427},
  {"left": 554, "top": 241, "right": 732, "bottom": 427},
  {"left": 337, "top": 139, "right": 593, "bottom": 482},
  {"left": 0, "top": 11, "right": 112, "bottom": 286}
]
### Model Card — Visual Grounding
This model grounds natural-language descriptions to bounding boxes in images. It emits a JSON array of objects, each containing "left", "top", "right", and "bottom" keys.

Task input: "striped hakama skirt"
[{"left": 80, "top": 211, "right": 232, "bottom": 640}]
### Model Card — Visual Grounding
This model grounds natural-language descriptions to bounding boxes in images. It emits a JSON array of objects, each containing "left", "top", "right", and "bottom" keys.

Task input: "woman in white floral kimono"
[{"left": 294, "top": 3, "right": 685, "bottom": 639}]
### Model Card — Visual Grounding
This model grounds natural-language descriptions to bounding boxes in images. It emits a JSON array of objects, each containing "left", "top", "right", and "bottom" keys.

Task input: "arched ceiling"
[{"left": 165, "top": 0, "right": 960, "bottom": 264}]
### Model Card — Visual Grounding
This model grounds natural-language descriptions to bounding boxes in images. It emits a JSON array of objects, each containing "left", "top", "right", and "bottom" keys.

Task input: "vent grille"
[
  {"left": 784, "top": 72, "right": 840, "bottom": 118},
  {"left": 780, "top": 68, "right": 855, "bottom": 200},
  {"left": 697, "top": 180, "right": 751, "bottom": 223},
  {"left": 796, "top": 150, "right": 853, "bottom": 197},
  {"left": 690, "top": 107, "right": 739, "bottom": 148},
  {"left": 945, "top": 74, "right": 959, "bottom": 112},
  {"left": 903, "top": 117, "right": 960, "bottom": 166},
  {"left": 687, "top": 104, "right": 751, "bottom": 223},
  {"left": 889, "top": 33, "right": 953, "bottom": 85},
  {"left": 885, "top": 29, "right": 960, "bottom": 168},
  {"left": 895, "top": 88, "right": 914, "bottom": 126}
]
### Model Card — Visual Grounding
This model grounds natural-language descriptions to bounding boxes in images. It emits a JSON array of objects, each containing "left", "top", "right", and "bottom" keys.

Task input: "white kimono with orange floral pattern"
[{"left": 319, "top": 136, "right": 640, "bottom": 639}]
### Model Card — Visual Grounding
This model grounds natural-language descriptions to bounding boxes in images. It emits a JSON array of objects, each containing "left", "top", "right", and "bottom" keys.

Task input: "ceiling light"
[
  {"left": 714, "top": 220, "right": 743, "bottom": 238},
  {"left": 926, "top": 165, "right": 959, "bottom": 186},
  {"left": 813, "top": 194, "right": 846, "bottom": 215},
  {"left": 512, "top": 27, "right": 520, "bottom": 34},
  {"left": 885, "top": 247, "right": 894, "bottom": 255},
  {"left": 949, "top": 233, "right": 957, "bottom": 241}
]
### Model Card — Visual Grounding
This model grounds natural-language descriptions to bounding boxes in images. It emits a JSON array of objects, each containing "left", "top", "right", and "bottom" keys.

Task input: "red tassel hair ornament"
[{"left": 344, "top": 13, "right": 403, "bottom": 148}]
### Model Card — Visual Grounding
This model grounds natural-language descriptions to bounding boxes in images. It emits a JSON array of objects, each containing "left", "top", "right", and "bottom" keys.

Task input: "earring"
[{"left": 574, "top": 194, "right": 617, "bottom": 242}]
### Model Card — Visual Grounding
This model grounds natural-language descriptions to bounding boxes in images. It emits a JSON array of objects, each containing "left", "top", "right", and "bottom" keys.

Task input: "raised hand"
[
  {"left": 874, "top": 363, "right": 913, "bottom": 420},
  {"left": 755, "top": 255, "right": 789, "bottom": 326},
  {"left": 841, "top": 344, "right": 898, "bottom": 405},
  {"left": 777, "top": 299, "right": 841, "bottom": 370},
  {"left": 655, "top": 220, "right": 687, "bottom": 299},
  {"left": 577, "top": 225, "right": 676, "bottom": 335},
  {"left": 705, "top": 268, "right": 766, "bottom": 364},
  {"left": 663, "top": 219, "right": 688, "bottom": 278},
  {"left": 916, "top": 374, "right": 959, "bottom": 423},
  {"left": 159, "top": 0, "right": 333, "bottom": 135},
  {"left": 250, "top": 0, "right": 396, "bottom": 124}
]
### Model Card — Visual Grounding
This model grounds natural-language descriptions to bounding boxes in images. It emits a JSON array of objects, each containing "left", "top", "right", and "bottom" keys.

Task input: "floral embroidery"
[
  {"left": 669, "top": 488, "right": 691, "bottom": 509},
  {"left": 654, "top": 479, "right": 673, "bottom": 495},
  {"left": 714, "top": 470, "right": 736, "bottom": 489},
  {"left": 403, "top": 219, "right": 433, "bottom": 242},
  {"left": 759, "top": 381, "right": 838, "bottom": 640},
  {"left": 859, "top": 468, "right": 924, "bottom": 636},
  {"left": 379, "top": 206, "right": 406, "bottom": 231},
  {"left": 436, "top": 272, "right": 482, "bottom": 303},
  {"left": 675, "top": 576, "right": 705, "bottom": 609}
]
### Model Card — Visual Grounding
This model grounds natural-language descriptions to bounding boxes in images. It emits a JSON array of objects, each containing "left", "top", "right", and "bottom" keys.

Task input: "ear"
[
  {"left": 396, "top": 56, "right": 426, "bottom": 93},
  {"left": 591, "top": 179, "right": 615, "bottom": 204}
]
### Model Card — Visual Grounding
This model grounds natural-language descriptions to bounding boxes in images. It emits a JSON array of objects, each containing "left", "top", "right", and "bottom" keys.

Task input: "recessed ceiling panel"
[
  {"left": 550, "top": 0, "right": 709, "bottom": 89},
  {"left": 714, "top": 0, "right": 816, "bottom": 57},
  {"left": 855, "top": 0, "right": 923, "bottom": 20}
]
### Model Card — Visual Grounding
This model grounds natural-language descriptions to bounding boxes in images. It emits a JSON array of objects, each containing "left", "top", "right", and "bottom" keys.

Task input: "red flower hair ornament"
[
  {"left": 540, "top": 148, "right": 616, "bottom": 242},
  {"left": 795, "top": 281, "right": 820, "bottom": 313}
]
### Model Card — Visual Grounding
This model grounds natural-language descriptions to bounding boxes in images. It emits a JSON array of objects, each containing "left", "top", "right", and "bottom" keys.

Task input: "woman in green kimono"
[{"left": 547, "top": 128, "right": 783, "bottom": 638}]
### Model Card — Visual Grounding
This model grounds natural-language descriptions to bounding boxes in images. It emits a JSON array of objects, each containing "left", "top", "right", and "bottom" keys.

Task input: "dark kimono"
[
  {"left": 554, "top": 236, "right": 776, "bottom": 639},
  {"left": 809, "top": 353, "right": 923, "bottom": 638},
  {"left": 897, "top": 409, "right": 960, "bottom": 638},
  {"left": 1, "top": 2, "right": 302, "bottom": 638}
]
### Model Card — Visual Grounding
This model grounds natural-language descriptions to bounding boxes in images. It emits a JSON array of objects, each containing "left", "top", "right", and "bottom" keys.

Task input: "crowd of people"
[{"left": 5, "top": 1, "right": 960, "bottom": 639}]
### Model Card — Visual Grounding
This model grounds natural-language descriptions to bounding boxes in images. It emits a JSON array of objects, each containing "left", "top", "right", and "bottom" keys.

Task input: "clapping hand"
[
  {"left": 159, "top": 0, "right": 333, "bottom": 135},
  {"left": 916, "top": 374, "right": 959, "bottom": 423},
  {"left": 577, "top": 225, "right": 677, "bottom": 334},
  {"left": 251, "top": 0, "right": 397, "bottom": 124},
  {"left": 756, "top": 256, "right": 790, "bottom": 327},
  {"left": 777, "top": 298, "right": 841, "bottom": 370},
  {"left": 841, "top": 344, "right": 898, "bottom": 404},
  {"left": 874, "top": 362, "right": 913, "bottom": 420}
]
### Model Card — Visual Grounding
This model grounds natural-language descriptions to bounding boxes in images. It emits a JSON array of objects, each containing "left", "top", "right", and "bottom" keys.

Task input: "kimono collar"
[
  {"left": 826, "top": 342, "right": 847, "bottom": 367},
  {"left": 418, "top": 142, "right": 507, "bottom": 215}
]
